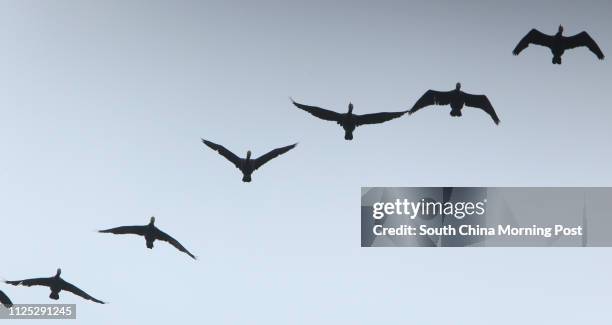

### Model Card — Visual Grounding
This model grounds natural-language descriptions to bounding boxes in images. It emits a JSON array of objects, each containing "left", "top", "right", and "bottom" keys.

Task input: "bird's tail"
[
  {"left": 552, "top": 56, "right": 561, "bottom": 64},
  {"left": 344, "top": 131, "right": 353, "bottom": 140},
  {"left": 242, "top": 175, "right": 252, "bottom": 182},
  {"left": 146, "top": 240, "right": 154, "bottom": 249},
  {"left": 450, "top": 110, "right": 462, "bottom": 117},
  {"left": 49, "top": 291, "right": 60, "bottom": 300}
]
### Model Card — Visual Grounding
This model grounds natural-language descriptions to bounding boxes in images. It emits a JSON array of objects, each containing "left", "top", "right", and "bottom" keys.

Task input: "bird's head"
[
  {"left": 558, "top": 25, "right": 564, "bottom": 34},
  {"left": 55, "top": 268, "right": 62, "bottom": 277},
  {"left": 246, "top": 150, "right": 252, "bottom": 159},
  {"left": 348, "top": 102, "right": 354, "bottom": 114},
  {"left": 149, "top": 216, "right": 156, "bottom": 225},
  {"left": 455, "top": 82, "right": 461, "bottom": 91}
]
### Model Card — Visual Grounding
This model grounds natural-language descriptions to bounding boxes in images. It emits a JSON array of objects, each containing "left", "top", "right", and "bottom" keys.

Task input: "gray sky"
[{"left": 1, "top": 0, "right": 611, "bottom": 323}]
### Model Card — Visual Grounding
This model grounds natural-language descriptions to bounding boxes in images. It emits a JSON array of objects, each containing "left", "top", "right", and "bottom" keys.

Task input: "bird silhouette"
[
  {"left": 409, "top": 83, "right": 500, "bottom": 125},
  {"left": 201, "top": 139, "right": 296, "bottom": 182},
  {"left": 513, "top": 25, "right": 604, "bottom": 64},
  {"left": 0, "top": 290, "right": 12, "bottom": 308},
  {"left": 290, "top": 98, "right": 407, "bottom": 140},
  {"left": 99, "top": 216, "right": 196, "bottom": 259},
  {"left": 5, "top": 269, "right": 104, "bottom": 304}
]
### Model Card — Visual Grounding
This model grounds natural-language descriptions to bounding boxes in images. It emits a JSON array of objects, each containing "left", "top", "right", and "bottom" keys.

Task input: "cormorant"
[
  {"left": 0, "top": 290, "right": 12, "bottom": 308},
  {"left": 5, "top": 269, "right": 105, "bottom": 304},
  {"left": 513, "top": 25, "right": 604, "bottom": 64},
  {"left": 99, "top": 216, "right": 196, "bottom": 259},
  {"left": 290, "top": 98, "right": 407, "bottom": 140},
  {"left": 201, "top": 139, "right": 296, "bottom": 182},
  {"left": 409, "top": 83, "right": 500, "bottom": 125}
]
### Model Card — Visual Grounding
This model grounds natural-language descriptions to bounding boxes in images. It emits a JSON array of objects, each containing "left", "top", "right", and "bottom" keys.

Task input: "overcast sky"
[{"left": 1, "top": 0, "right": 611, "bottom": 324}]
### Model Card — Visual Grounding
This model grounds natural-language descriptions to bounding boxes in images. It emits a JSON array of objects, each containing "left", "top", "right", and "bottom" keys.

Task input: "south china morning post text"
[{"left": 371, "top": 198, "right": 583, "bottom": 239}]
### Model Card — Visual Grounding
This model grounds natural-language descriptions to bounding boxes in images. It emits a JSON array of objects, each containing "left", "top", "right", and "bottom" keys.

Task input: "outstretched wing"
[
  {"left": 98, "top": 225, "right": 146, "bottom": 236},
  {"left": 201, "top": 139, "right": 243, "bottom": 169},
  {"left": 61, "top": 280, "right": 105, "bottom": 304},
  {"left": 155, "top": 229, "right": 196, "bottom": 259},
  {"left": 513, "top": 29, "right": 554, "bottom": 55},
  {"left": 253, "top": 143, "right": 297, "bottom": 170},
  {"left": 0, "top": 290, "right": 12, "bottom": 308},
  {"left": 290, "top": 98, "right": 342, "bottom": 122},
  {"left": 463, "top": 93, "right": 500, "bottom": 125},
  {"left": 409, "top": 90, "right": 453, "bottom": 114},
  {"left": 5, "top": 277, "right": 53, "bottom": 288},
  {"left": 354, "top": 111, "right": 407, "bottom": 126},
  {"left": 563, "top": 31, "right": 605, "bottom": 59}
]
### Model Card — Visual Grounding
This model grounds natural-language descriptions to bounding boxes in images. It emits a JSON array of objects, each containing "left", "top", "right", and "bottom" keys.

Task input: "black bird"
[
  {"left": 290, "top": 98, "right": 407, "bottom": 140},
  {"left": 409, "top": 83, "right": 500, "bottom": 125},
  {"left": 201, "top": 139, "right": 296, "bottom": 182},
  {"left": 99, "top": 216, "right": 196, "bottom": 259},
  {"left": 0, "top": 290, "right": 12, "bottom": 308},
  {"left": 5, "top": 269, "right": 104, "bottom": 304},
  {"left": 513, "top": 25, "right": 604, "bottom": 64}
]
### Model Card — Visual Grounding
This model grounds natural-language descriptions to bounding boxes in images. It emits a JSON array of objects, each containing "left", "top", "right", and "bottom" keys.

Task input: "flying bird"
[
  {"left": 408, "top": 83, "right": 500, "bottom": 125},
  {"left": 99, "top": 216, "right": 196, "bottom": 259},
  {"left": 201, "top": 139, "right": 296, "bottom": 182},
  {"left": 513, "top": 25, "right": 604, "bottom": 64},
  {"left": 290, "top": 98, "right": 407, "bottom": 140},
  {"left": 0, "top": 290, "right": 12, "bottom": 308},
  {"left": 5, "top": 268, "right": 104, "bottom": 304}
]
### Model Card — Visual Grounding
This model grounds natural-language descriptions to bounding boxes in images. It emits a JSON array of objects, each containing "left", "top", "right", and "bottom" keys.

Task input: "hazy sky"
[{"left": 1, "top": 0, "right": 611, "bottom": 324}]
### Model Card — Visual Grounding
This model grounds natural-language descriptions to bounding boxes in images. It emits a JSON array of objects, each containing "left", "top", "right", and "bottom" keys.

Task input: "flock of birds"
[{"left": 0, "top": 25, "right": 605, "bottom": 309}]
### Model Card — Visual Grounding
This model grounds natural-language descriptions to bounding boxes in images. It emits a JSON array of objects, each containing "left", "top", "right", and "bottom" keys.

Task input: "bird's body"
[
  {"left": 144, "top": 225, "right": 156, "bottom": 249},
  {"left": 513, "top": 25, "right": 604, "bottom": 64},
  {"left": 550, "top": 32, "right": 566, "bottom": 63},
  {"left": 99, "top": 217, "right": 196, "bottom": 259},
  {"left": 446, "top": 90, "right": 466, "bottom": 116},
  {"left": 5, "top": 269, "right": 104, "bottom": 304},
  {"left": 201, "top": 139, "right": 297, "bottom": 182},
  {"left": 0, "top": 290, "right": 12, "bottom": 308},
  {"left": 235, "top": 155, "right": 256, "bottom": 182},
  {"left": 409, "top": 83, "right": 500, "bottom": 125},
  {"left": 290, "top": 99, "right": 407, "bottom": 140},
  {"left": 338, "top": 113, "right": 358, "bottom": 140}
]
